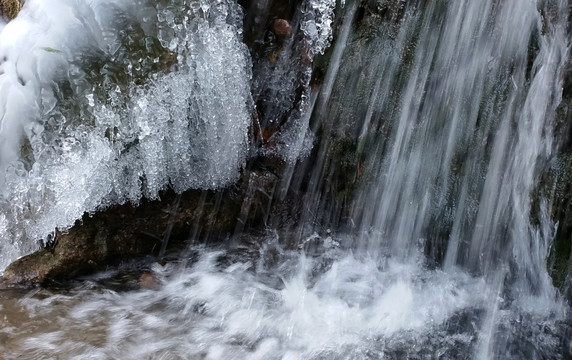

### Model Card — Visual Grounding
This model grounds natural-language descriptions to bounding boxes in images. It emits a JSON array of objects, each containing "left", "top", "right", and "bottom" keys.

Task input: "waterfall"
[
  {"left": 1, "top": 0, "right": 571, "bottom": 358},
  {"left": 313, "top": 0, "right": 569, "bottom": 296},
  {"left": 291, "top": 0, "right": 571, "bottom": 356}
]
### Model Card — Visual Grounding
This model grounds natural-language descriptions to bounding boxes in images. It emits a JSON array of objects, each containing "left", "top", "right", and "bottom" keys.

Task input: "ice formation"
[{"left": 0, "top": 0, "right": 253, "bottom": 270}]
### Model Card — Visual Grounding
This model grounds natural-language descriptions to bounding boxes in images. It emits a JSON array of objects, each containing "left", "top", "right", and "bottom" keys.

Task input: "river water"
[
  {"left": 1, "top": 239, "right": 570, "bottom": 359},
  {"left": 1, "top": 0, "right": 571, "bottom": 358}
]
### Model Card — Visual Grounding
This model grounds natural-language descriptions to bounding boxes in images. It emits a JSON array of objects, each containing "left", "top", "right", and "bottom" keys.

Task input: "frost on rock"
[
  {"left": 253, "top": 0, "right": 336, "bottom": 163},
  {"left": 301, "top": 0, "right": 336, "bottom": 58},
  {"left": 279, "top": 0, "right": 336, "bottom": 161},
  {"left": 0, "top": 0, "right": 252, "bottom": 271}
]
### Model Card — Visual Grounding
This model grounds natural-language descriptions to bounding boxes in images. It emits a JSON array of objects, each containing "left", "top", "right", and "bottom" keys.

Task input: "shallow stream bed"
[{"left": 1, "top": 234, "right": 570, "bottom": 359}]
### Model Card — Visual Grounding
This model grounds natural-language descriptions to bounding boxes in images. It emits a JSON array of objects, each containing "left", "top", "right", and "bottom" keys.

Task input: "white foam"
[
  {"left": 2, "top": 237, "right": 567, "bottom": 358},
  {"left": 6, "top": 247, "right": 494, "bottom": 359}
]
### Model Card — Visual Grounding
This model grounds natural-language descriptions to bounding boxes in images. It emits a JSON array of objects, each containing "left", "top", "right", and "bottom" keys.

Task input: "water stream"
[{"left": 1, "top": 0, "right": 571, "bottom": 358}]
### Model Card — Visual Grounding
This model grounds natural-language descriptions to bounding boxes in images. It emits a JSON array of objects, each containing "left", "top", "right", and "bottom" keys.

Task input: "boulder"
[{"left": 1, "top": 169, "right": 280, "bottom": 285}]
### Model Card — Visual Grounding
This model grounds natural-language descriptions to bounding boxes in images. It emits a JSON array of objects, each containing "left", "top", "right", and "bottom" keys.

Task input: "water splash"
[
  {"left": 0, "top": 244, "right": 485, "bottom": 358},
  {"left": 1, "top": 239, "right": 568, "bottom": 359}
]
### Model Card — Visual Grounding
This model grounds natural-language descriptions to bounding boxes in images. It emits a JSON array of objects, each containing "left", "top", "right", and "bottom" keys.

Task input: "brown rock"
[
  {"left": 273, "top": 19, "right": 291, "bottom": 37},
  {"left": 2, "top": 250, "right": 57, "bottom": 285},
  {"left": 139, "top": 272, "right": 160, "bottom": 290},
  {"left": 0, "top": 170, "right": 272, "bottom": 285},
  {"left": 1, "top": 0, "right": 21, "bottom": 20}
]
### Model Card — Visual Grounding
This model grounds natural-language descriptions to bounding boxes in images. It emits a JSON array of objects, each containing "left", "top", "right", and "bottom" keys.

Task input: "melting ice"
[{"left": 0, "top": 0, "right": 252, "bottom": 270}]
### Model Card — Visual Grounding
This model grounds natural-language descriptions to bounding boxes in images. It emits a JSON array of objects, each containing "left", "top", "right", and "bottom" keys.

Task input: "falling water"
[
  {"left": 335, "top": 0, "right": 571, "bottom": 356},
  {"left": 1, "top": 0, "right": 571, "bottom": 359}
]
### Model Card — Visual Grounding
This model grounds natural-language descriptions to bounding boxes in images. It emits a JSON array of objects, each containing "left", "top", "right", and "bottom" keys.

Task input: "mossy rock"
[{"left": 1, "top": 0, "right": 21, "bottom": 20}]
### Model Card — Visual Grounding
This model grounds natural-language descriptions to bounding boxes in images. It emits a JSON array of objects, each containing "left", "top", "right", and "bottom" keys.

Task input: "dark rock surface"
[
  {"left": 1, "top": 169, "right": 279, "bottom": 285},
  {"left": 273, "top": 19, "right": 292, "bottom": 38}
]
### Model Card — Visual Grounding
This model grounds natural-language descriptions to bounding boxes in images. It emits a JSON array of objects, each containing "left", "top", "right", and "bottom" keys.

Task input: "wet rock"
[
  {"left": 538, "top": 44, "right": 572, "bottom": 302},
  {"left": 273, "top": 19, "right": 292, "bottom": 37},
  {"left": 139, "top": 272, "right": 161, "bottom": 290},
  {"left": 2, "top": 250, "right": 58, "bottom": 285},
  {"left": 239, "top": 0, "right": 299, "bottom": 52},
  {"left": 0, "top": 169, "right": 279, "bottom": 286},
  {"left": 3, "top": 219, "right": 116, "bottom": 285},
  {"left": 0, "top": 0, "right": 21, "bottom": 20},
  {"left": 533, "top": 152, "right": 572, "bottom": 303}
]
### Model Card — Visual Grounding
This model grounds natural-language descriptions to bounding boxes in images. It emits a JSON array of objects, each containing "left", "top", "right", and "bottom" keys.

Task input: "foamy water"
[{"left": 1, "top": 234, "right": 569, "bottom": 359}]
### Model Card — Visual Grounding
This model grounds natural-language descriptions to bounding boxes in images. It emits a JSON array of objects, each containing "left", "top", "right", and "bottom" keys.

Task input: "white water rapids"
[
  {"left": 0, "top": 0, "right": 571, "bottom": 359},
  {"left": 0, "top": 239, "right": 569, "bottom": 359}
]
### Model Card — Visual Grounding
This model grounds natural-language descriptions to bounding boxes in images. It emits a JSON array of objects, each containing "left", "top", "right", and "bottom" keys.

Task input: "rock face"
[
  {"left": 1, "top": 170, "right": 280, "bottom": 285},
  {"left": 139, "top": 272, "right": 161, "bottom": 290},
  {"left": 545, "top": 54, "right": 572, "bottom": 302},
  {"left": 0, "top": 0, "right": 21, "bottom": 19}
]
